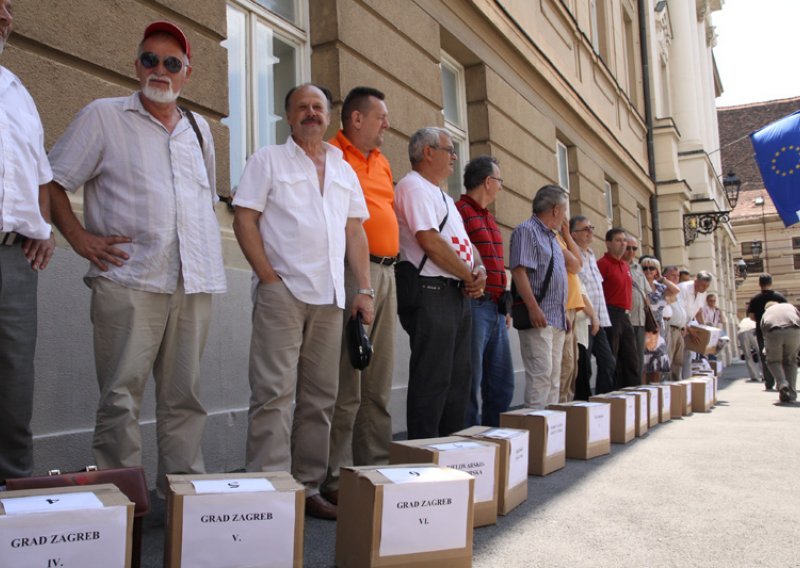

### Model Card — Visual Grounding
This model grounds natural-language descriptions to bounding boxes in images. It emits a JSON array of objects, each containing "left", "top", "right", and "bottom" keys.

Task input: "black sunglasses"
[
  {"left": 642, "top": 266, "right": 657, "bottom": 271},
  {"left": 139, "top": 52, "right": 184, "bottom": 73}
]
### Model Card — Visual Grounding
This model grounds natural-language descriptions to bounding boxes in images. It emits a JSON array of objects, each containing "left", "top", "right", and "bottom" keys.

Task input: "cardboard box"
[
  {"left": 669, "top": 382, "right": 693, "bottom": 417},
  {"left": 685, "top": 324, "right": 722, "bottom": 355},
  {"left": 0, "top": 483, "right": 133, "bottom": 568},
  {"left": 389, "top": 436, "right": 499, "bottom": 527},
  {"left": 547, "top": 402, "right": 611, "bottom": 459},
  {"left": 453, "top": 426, "right": 529, "bottom": 515},
  {"left": 499, "top": 409, "right": 567, "bottom": 476},
  {"left": 589, "top": 395, "right": 635, "bottom": 443},
  {"left": 624, "top": 386, "right": 660, "bottom": 427},
  {"left": 647, "top": 384, "right": 672, "bottom": 423},
  {"left": 690, "top": 377, "right": 714, "bottom": 413},
  {"left": 336, "top": 464, "right": 474, "bottom": 568},
  {"left": 165, "top": 472, "right": 304, "bottom": 568},
  {"left": 613, "top": 390, "right": 648, "bottom": 436}
]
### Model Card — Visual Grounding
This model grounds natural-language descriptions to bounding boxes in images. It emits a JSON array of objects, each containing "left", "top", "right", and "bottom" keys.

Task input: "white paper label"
[
  {"left": 524, "top": 409, "right": 561, "bottom": 417},
  {"left": 1, "top": 492, "right": 103, "bottom": 516},
  {"left": 427, "top": 441, "right": 484, "bottom": 451},
  {"left": 624, "top": 397, "right": 635, "bottom": 429},
  {"left": 662, "top": 387, "right": 671, "bottom": 410},
  {"left": 638, "top": 396, "right": 647, "bottom": 428},
  {"left": 0, "top": 505, "right": 127, "bottom": 568},
  {"left": 545, "top": 413, "right": 567, "bottom": 457},
  {"left": 481, "top": 428, "right": 523, "bottom": 440},
  {"left": 180, "top": 491, "right": 295, "bottom": 568},
  {"left": 507, "top": 431, "right": 529, "bottom": 488},
  {"left": 647, "top": 390, "right": 658, "bottom": 419},
  {"left": 190, "top": 478, "right": 275, "bottom": 494},
  {"left": 435, "top": 445, "right": 496, "bottom": 503},
  {"left": 706, "top": 381, "right": 714, "bottom": 403},
  {"left": 379, "top": 478, "right": 469, "bottom": 557},
  {"left": 685, "top": 384, "right": 693, "bottom": 406},
  {"left": 377, "top": 467, "right": 472, "bottom": 485},
  {"left": 588, "top": 405, "right": 610, "bottom": 443}
]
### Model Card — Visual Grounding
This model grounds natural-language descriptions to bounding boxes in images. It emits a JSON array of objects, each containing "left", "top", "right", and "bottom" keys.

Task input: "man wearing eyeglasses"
[
  {"left": 569, "top": 216, "right": 617, "bottom": 395},
  {"left": 395, "top": 127, "right": 486, "bottom": 439},
  {"left": 456, "top": 155, "right": 514, "bottom": 426},
  {"left": 623, "top": 234, "right": 649, "bottom": 384},
  {"left": 47, "top": 22, "right": 226, "bottom": 496},
  {"left": 0, "top": 0, "right": 57, "bottom": 485}
]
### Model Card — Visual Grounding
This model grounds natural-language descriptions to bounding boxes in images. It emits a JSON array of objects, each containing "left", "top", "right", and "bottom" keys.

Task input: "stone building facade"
[{"left": 8, "top": 0, "right": 732, "bottom": 478}]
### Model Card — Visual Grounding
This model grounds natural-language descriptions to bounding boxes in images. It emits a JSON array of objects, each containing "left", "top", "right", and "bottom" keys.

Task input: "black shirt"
[{"left": 747, "top": 289, "right": 787, "bottom": 335}]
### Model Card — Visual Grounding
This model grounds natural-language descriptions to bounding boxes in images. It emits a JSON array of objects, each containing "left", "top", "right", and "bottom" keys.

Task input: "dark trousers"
[
  {"left": 634, "top": 325, "right": 645, "bottom": 384},
  {"left": 606, "top": 306, "right": 640, "bottom": 388},
  {"left": 575, "top": 342, "right": 592, "bottom": 400},
  {"left": 591, "top": 327, "right": 617, "bottom": 394},
  {"left": 0, "top": 242, "right": 38, "bottom": 482},
  {"left": 756, "top": 329, "right": 776, "bottom": 389},
  {"left": 399, "top": 277, "right": 472, "bottom": 439}
]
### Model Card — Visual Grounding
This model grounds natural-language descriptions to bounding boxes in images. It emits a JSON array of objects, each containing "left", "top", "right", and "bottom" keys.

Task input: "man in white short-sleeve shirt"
[
  {"left": 394, "top": 127, "right": 486, "bottom": 440},
  {"left": 48, "top": 21, "right": 226, "bottom": 494},
  {"left": 678, "top": 270, "right": 712, "bottom": 378},
  {"left": 0, "top": 0, "right": 57, "bottom": 483},
  {"left": 233, "top": 83, "right": 373, "bottom": 521}
]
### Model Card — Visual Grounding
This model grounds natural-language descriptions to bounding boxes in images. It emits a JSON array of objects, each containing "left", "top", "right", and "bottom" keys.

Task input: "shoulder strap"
[
  {"left": 418, "top": 190, "right": 449, "bottom": 272},
  {"left": 180, "top": 106, "right": 234, "bottom": 212},
  {"left": 536, "top": 237, "right": 555, "bottom": 303}
]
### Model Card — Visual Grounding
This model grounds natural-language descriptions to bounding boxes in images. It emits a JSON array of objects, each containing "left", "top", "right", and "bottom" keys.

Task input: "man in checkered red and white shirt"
[{"left": 395, "top": 127, "right": 487, "bottom": 439}]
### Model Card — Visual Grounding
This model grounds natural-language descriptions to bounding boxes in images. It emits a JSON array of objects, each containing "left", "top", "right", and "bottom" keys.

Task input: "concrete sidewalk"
[{"left": 140, "top": 362, "right": 799, "bottom": 567}]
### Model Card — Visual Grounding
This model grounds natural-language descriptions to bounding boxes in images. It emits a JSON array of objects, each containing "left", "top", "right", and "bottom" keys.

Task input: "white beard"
[{"left": 143, "top": 77, "right": 180, "bottom": 104}]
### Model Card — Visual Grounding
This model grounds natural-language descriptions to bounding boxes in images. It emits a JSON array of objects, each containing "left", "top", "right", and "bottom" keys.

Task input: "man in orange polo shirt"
[{"left": 323, "top": 87, "right": 397, "bottom": 504}]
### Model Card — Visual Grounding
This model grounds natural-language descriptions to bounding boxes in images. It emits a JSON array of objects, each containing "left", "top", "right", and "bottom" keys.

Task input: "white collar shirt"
[
  {"left": 48, "top": 93, "right": 226, "bottom": 295},
  {"left": 395, "top": 170, "right": 474, "bottom": 279},
  {"left": 0, "top": 66, "right": 53, "bottom": 239},
  {"left": 578, "top": 248, "right": 611, "bottom": 327},
  {"left": 232, "top": 136, "right": 369, "bottom": 308},
  {"left": 678, "top": 281, "right": 707, "bottom": 324}
]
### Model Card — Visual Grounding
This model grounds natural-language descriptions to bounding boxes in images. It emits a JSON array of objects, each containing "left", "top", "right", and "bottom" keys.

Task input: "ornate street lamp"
[
  {"left": 751, "top": 240, "right": 763, "bottom": 259},
  {"left": 734, "top": 258, "right": 747, "bottom": 279},
  {"left": 722, "top": 170, "right": 742, "bottom": 209}
]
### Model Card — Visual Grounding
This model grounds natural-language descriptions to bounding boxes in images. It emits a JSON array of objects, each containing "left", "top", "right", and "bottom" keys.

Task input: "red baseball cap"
[{"left": 143, "top": 20, "right": 191, "bottom": 60}]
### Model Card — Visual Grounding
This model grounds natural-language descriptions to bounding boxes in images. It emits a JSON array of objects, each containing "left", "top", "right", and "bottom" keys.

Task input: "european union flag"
[{"left": 750, "top": 110, "right": 800, "bottom": 227}]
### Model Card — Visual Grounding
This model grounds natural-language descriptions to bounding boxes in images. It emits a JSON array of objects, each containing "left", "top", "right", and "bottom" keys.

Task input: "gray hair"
[
  {"left": 533, "top": 184, "right": 568, "bottom": 214},
  {"left": 409, "top": 127, "right": 450, "bottom": 165},
  {"left": 696, "top": 270, "right": 713, "bottom": 282}
]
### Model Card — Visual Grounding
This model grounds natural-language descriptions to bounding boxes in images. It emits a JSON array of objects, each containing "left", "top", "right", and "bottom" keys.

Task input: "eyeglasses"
[
  {"left": 574, "top": 225, "right": 595, "bottom": 233},
  {"left": 626, "top": 246, "right": 638, "bottom": 251},
  {"left": 430, "top": 145, "right": 457, "bottom": 157},
  {"left": 488, "top": 176, "right": 504, "bottom": 185},
  {"left": 642, "top": 266, "right": 657, "bottom": 271},
  {"left": 139, "top": 52, "right": 184, "bottom": 74}
]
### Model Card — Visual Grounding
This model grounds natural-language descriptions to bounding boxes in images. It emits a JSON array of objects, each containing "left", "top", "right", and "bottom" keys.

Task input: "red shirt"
[
  {"left": 596, "top": 252, "right": 632, "bottom": 310},
  {"left": 456, "top": 194, "right": 506, "bottom": 301}
]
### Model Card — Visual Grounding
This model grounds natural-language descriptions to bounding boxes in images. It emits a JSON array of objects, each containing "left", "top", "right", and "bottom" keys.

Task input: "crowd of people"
[{"left": 2, "top": 14, "right": 798, "bottom": 529}]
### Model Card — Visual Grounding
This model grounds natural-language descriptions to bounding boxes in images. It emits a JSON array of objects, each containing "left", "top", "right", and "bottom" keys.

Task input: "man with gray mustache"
[{"left": 47, "top": 21, "right": 226, "bottom": 496}]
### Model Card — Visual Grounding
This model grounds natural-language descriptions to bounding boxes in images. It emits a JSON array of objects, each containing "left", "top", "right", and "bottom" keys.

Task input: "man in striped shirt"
[
  {"left": 457, "top": 156, "right": 514, "bottom": 426},
  {"left": 510, "top": 185, "right": 569, "bottom": 409}
]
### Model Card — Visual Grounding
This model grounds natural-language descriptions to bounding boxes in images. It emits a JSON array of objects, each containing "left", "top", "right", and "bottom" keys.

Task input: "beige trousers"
[
  {"left": 90, "top": 277, "right": 211, "bottom": 495},
  {"left": 519, "top": 326, "right": 566, "bottom": 409},
  {"left": 559, "top": 309, "right": 578, "bottom": 402},
  {"left": 245, "top": 281, "right": 342, "bottom": 496},
  {"left": 669, "top": 326, "right": 684, "bottom": 381},
  {"left": 324, "top": 262, "right": 396, "bottom": 492}
]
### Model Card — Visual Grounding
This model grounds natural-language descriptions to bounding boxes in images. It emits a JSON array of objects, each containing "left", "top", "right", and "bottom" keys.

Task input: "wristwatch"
[{"left": 357, "top": 288, "right": 376, "bottom": 298}]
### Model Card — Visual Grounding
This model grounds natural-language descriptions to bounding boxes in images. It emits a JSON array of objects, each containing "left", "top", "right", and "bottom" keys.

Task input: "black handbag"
[
  {"left": 395, "top": 191, "right": 449, "bottom": 316},
  {"left": 346, "top": 312, "right": 373, "bottom": 370},
  {"left": 511, "top": 237, "right": 555, "bottom": 330}
]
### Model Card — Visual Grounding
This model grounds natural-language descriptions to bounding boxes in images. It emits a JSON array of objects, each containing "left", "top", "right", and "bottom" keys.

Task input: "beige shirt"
[{"left": 761, "top": 303, "right": 800, "bottom": 332}]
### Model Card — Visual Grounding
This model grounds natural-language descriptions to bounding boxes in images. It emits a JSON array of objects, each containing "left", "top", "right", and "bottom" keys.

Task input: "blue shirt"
[{"left": 510, "top": 215, "right": 567, "bottom": 330}]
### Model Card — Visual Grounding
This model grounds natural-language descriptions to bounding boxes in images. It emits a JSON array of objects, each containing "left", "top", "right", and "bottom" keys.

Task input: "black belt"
[
  {"left": 370, "top": 254, "right": 398, "bottom": 266},
  {"left": 419, "top": 275, "right": 462, "bottom": 288},
  {"left": 0, "top": 231, "right": 24, "bottom": 246}
]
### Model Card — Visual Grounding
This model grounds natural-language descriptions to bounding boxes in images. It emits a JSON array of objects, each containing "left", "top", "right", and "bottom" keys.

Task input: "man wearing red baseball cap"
[{"left": 47, "top": 21, "right": 226, "bottom": 496}]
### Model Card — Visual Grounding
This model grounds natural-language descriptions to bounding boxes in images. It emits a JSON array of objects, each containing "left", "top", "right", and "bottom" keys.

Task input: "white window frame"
[
  {"left": 604, "top": 180, "right": 614, "bottom": 224},
  {"left": 224, "top": 0, "right": 310, "bottom": 191},
  {"left": 556, "top": 140, "right": 570, "bottom": 192},
  {"left": 440, "top": 52, "right": 469, "bottom": 199}
]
